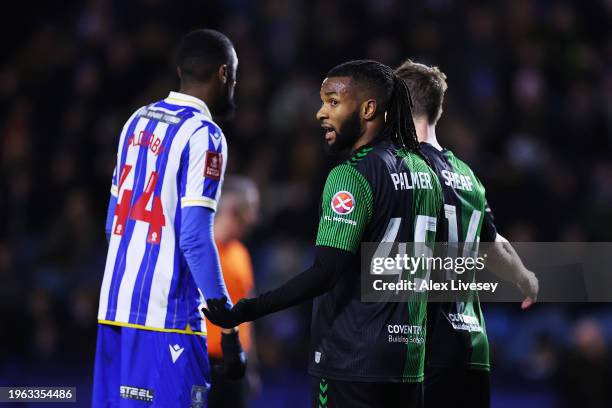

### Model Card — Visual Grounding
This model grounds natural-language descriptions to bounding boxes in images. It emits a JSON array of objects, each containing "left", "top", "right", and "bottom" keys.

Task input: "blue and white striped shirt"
[{"left": 98, "top": 91, "right": 227, "bottom": 334}]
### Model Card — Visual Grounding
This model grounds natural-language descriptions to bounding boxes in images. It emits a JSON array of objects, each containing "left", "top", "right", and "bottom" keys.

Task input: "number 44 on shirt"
[{"left": 113, "top": 164, "right": 166, "bottom": 244}]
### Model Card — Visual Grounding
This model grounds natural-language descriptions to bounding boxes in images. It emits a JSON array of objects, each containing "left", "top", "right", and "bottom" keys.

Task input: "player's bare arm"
[{"left": 484, "top": 233, "right": 539, "bottom": 309}]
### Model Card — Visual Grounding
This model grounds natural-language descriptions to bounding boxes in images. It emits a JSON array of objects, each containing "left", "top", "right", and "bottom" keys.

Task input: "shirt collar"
[{"left": 165, "top": 91, "right": 212, "bottom": 121}]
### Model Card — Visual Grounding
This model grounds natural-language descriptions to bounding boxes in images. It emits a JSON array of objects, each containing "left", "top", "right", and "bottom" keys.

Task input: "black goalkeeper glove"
[
  {"left": 202, "top": 296, "right": 255, "bottom": 329},
  {"left": 214, "top": 330, "right": 247, "bottom": 380}
]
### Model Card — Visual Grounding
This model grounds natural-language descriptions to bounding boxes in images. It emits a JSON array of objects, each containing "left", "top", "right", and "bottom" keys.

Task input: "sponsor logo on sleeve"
[
  {"left": 204, "top": 151, "right": 222, "bottom": 180},
  {"left": 331, "top": 191, "right": 355, "bottom": 215}
]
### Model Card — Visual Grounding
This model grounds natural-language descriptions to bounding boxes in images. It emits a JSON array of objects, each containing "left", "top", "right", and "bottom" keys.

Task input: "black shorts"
[
  {"left": 207, "top": 357, "right": 247, "bottom": 408},
  {"left": 310, "top": 376, "right": 423, "bottom": 408},
  {"left": 424, "top": 367, "right": 490, "bottom": 408}
]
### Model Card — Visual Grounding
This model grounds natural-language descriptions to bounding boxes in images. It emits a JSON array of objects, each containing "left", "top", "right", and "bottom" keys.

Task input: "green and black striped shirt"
[
  {"left": 308, "top": 141, "right": 443, "bottom": 383},
  {"left": 420, "top": 142, "right": 497, "bottom": 372}
]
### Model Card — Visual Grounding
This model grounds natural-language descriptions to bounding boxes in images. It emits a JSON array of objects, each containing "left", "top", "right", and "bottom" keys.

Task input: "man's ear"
[
  {"left": 218, "top": 64, "right": 228, "bottom": 84},
  {"left": 362, "top": 99, "right": 377, "bottom": 121}
]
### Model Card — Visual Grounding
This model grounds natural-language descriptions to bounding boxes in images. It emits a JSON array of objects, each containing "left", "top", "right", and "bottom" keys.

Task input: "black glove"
[
  {"left": 202, "top": 296, "right": 255, "bottom": 329},
  {"left": 203, "top": 247, "right": 351, "bottom": 329},
  {"left": 214, "top": 330, "right": 247, "bottom": 380}
]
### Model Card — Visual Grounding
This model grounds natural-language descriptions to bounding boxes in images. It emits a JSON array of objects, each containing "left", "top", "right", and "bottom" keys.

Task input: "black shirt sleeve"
[{"left": 240, "top": 245, "right": 353, "bottom": 320}]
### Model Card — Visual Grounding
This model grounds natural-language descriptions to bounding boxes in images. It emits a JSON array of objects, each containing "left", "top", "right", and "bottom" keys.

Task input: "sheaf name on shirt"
[{"left": 440, "top": 170, "right": 473, "bottom": 191}]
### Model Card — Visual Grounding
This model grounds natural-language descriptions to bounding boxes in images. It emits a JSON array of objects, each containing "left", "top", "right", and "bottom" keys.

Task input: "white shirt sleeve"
[{"left": 179, "top": 122, "right": 227, "bottom": 211}]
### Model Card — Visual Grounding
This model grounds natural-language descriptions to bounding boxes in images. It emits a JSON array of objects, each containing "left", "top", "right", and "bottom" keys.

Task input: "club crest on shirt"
[
  {"left": 204, "top": 151, "right": 222, "bottom": 180},
  {"left": 190, "top": 385, "right": 209, "bottom": 408},
  {"left": 331, "top": 191, "right": 355, "bottom": 215}
]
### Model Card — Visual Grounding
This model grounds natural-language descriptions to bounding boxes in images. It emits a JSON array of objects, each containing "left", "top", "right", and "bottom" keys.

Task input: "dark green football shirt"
[
  {"left": 420, "top": 142, "right": 497, "bottom": 371},
  {"left": 308, "top": 141, "right": 443, "bottom": 383}
]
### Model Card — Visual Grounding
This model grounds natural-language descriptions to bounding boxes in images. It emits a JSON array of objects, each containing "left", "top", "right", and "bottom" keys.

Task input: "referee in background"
[{"left": 207, "top": 176, "right": 261, "bottom": 408}]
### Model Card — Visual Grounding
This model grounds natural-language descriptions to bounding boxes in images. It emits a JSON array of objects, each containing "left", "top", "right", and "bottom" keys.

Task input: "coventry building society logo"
[
  {"left": 331, "top": 191, "right": 355, "bottom": 215},
  {"left": 120, "top": 386, "right": 154, "bottom": 403}
]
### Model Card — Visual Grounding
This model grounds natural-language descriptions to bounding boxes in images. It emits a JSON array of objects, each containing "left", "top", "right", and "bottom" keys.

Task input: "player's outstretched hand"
[
  {"left": 518, "top": 270, "right": 539, "bottom": 310},
  {"left": 215, "top": 329, "right": 247, "bottom": 380},
  {"left": 202, "top": 297, "right": 238, "bottom": 328},
  {"left": 202, "top": 296, "right": 253, "bottom": 328}
]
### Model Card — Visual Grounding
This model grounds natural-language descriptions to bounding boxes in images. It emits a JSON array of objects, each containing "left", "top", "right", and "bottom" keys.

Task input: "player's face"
[
  {"left": 316, "top": 76, "right": 363, "bottom": 153},
  {"left": 214, "top": 48, "right": 238, "bottom": 117}
]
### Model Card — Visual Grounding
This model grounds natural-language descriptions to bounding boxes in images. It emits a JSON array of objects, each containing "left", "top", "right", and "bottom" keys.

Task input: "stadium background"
[{"left": 1, "top": 0, "right": 611, "bottom": 406}]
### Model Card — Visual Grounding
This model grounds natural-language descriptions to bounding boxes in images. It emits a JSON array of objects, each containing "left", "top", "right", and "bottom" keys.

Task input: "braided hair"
[{"left": 326, "top": 60, "right": 420, "bottom": 152}]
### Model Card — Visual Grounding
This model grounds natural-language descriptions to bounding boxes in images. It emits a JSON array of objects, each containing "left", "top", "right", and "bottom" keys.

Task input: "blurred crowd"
[{"left": 1, "top": 0, "right": 611, "bottom": 406}]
